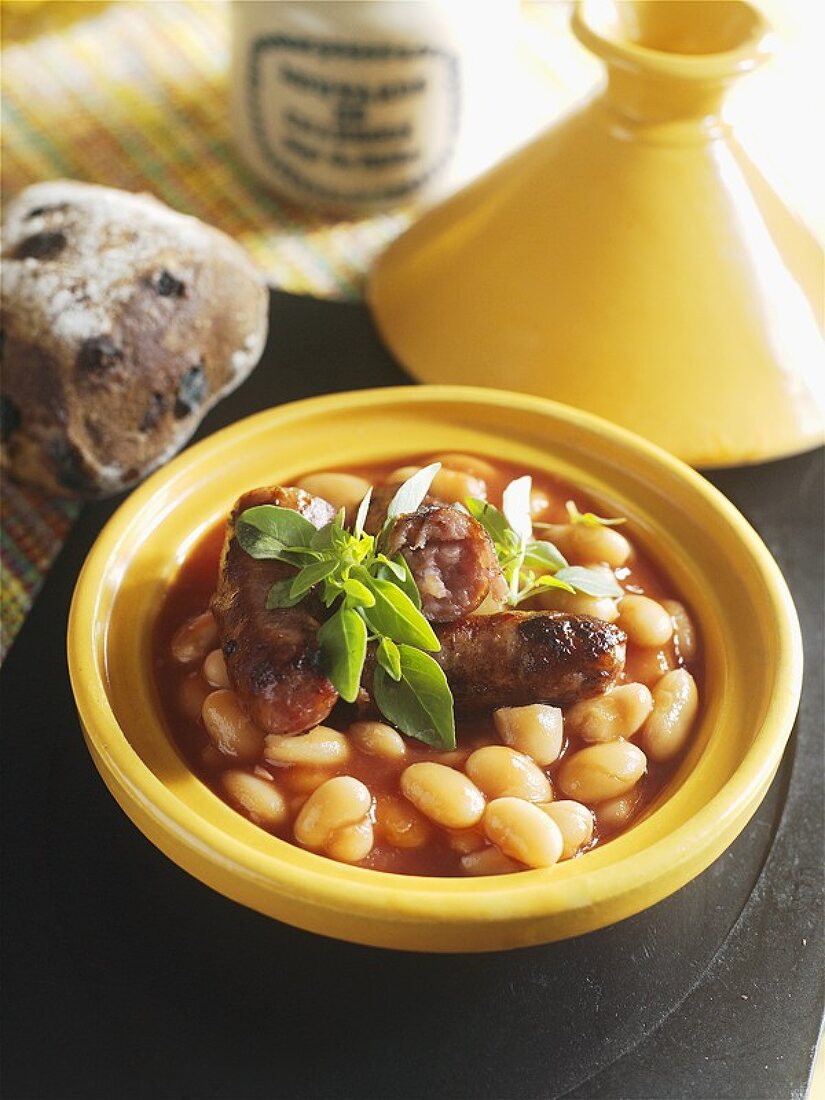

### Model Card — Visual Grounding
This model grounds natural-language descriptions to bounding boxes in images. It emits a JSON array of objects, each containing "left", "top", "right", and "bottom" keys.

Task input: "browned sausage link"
[
  {"left": 384, "top": 504, "right": 507, "bottom": 622},
  {"left": 211, "top": 486, "right": 338, "bottom": 736},
  {"left": 431, "top": 611, "right": 626, "bottom": 712}
]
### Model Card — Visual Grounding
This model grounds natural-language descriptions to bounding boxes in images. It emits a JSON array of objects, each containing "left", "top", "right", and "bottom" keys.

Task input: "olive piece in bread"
[{"left": 1, "top": 180, "right": 269, "bottom": 497}]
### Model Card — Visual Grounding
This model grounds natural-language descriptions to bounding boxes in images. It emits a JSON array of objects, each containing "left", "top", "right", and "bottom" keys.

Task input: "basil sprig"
[
  {"left": 565, "top": 499, "right": 627, "bottom": 528},
  {"left": 466, "top": 478, "right": 624, "bottom": 604},
  {"left": 236, "top": 467, "right": 456, "bottom": 750}
]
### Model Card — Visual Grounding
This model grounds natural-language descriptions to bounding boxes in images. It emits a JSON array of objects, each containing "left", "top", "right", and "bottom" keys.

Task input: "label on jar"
[{"left": 247, "top": 35, "right": 461, "bottom": 205}]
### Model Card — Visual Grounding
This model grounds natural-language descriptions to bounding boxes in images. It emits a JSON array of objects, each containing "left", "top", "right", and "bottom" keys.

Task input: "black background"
[{"left": 2, "top": 292, "right": 823, "bottom": 1099}]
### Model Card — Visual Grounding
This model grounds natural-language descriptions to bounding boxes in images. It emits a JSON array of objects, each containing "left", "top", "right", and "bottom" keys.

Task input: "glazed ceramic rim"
[
  {"left": 572, "top": 0, "right": 772, "bottom": 81},
  {"left": 68, "top": 385, "right": 802, "bottom": 946}
]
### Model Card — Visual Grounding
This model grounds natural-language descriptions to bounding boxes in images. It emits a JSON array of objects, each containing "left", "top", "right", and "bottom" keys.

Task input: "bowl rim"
[{"left": 68, "top": 384, "right": 803, "bottom": 941}]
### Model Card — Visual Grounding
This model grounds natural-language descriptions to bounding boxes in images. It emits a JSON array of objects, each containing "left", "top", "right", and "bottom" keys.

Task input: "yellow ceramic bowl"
[{"left": 68, "top": 386, "right": 802, "bottom": 952}]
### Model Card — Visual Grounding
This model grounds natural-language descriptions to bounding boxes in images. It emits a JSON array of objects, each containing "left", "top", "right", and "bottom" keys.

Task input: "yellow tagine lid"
[{"left": 369, "top": 0, "right": 825, "bottom": 468}]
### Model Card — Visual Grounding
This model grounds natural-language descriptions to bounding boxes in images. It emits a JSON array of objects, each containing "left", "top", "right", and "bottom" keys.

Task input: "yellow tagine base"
[{"left": 69, "top": 387, "right": 802, "bottom": 951}]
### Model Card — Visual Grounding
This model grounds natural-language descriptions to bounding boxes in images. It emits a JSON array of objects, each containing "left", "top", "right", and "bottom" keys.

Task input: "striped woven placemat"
[
  {"left": 2, "top": 0, "right": 817, "bottom": 661},
  {"left": 0, "top": 0, "right": 592, "bottom": 659}
]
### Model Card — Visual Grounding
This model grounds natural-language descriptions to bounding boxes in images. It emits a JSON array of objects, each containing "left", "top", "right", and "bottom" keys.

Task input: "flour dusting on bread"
[{"left": 1, "top": 180, "right": 269, "bottom": 497}]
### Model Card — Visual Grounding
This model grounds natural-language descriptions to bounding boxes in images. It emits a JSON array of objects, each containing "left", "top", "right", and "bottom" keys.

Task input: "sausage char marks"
[
  {"left": 211, "top": 485, "right": 337, "bottom": 736},
  {"left": 429, "top": 611, "right": 626, "bottom": 712}
]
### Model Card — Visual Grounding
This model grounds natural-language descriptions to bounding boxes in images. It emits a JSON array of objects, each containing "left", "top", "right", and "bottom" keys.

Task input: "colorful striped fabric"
[
  {"left": 2, "top": 1, "right": 818, "bottom": 661},
  {"left": 1, "top": 0, "right": 588, "bottom": 661}
]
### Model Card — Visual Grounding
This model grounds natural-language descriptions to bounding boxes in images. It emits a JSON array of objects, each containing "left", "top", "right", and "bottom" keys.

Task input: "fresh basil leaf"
[
  {"left": 265, "top": 578, "right": 307, "bottom": 609},
  {"left": 565, "top": 500, "right": 627, "bottom": 528},
  {"left": 523, "top": 540, "right": 568, "bottom": 571},
  {"left": 555, "top": 565, "right": 623, "bottom": 597},
  {"left": 385, "top": 463, "right": 441, "bottom": 521},
  {"left": 239, "top": 505, "right": 317, "bottom": 550},
  {"left": 502, "top": 475, "right": 533, "bottom": 547},
  {"left": 532, "top": 574, "right": 576, "bottom": 595},
  {"left": 290, "top": 558, "right": 338, "bottom": 599},
  {"left": 350, "top": 531, "right": 375, "bottom": 565},
  {"left": 464, "top": 498, "right": 512, "bottom": 548},
  {"left": 317, "top": 607, "right": 367, "bottom": 703},
  {"left": 375, "top": 554, "right": 406, "bottom": 581},
  {"left": 374, "top": 554, "right": 422, "bottom": 610},
  {"left": 376, "top": 636, "right": 402, "bottom": 681},
  {"left": 342, "top": 575, "right": 376, "bottom": 607},
  {"left": 236, "top": 521, "right": 318, "bottom": 565},
  {"left": 373, "top": 645, "right": 455, "bottom": 749},
  {"left": 361, "top": 575, "right": 439, "bottom": 651},
  {"left": 353, "top": 487, "right": 373, "bottom": 536},
  {"left": 310, "top": 521, "right": 343, "bottom": 552}
]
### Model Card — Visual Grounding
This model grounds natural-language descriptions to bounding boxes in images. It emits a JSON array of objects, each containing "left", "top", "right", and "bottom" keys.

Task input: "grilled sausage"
[
  {"left": 214, "top": 485, "right": 624, "bottom": 734},
  {"left": 363, "top": 611, "right": 625, "bottom": 713},
  {"left": 384, "top": 504, "right": 508, "bottom": 622},
  {"left": 433, "top": 611, "right": 623, "bottom": 711},
  {"left": 211, "top": 486, "right": 338, "bottom": 735}
]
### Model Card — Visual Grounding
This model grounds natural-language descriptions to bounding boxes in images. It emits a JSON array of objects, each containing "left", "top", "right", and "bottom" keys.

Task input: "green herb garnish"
[
  {"left": 466, "top": 478, "right": 624, "bottom": 603},
  {"left": 236, "top": 466, "right": 456, "bottom": 749},
  {"left": 564, "top": 500, "right": 627, "bottom": 527}
]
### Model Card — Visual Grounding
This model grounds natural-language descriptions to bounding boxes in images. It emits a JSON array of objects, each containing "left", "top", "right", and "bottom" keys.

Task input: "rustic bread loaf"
[{"left": 1, "top": 180, "right": 268, "bottom": 497}]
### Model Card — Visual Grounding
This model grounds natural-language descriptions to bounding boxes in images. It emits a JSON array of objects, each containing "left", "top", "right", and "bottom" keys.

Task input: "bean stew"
[{"left": 154, "top": 453, "right": 701, "bottom": 877}]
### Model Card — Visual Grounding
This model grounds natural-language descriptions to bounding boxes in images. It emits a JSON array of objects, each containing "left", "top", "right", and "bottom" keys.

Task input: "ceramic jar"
[{"left": 230, "top": 0, "right": 517, "bottom": 213}]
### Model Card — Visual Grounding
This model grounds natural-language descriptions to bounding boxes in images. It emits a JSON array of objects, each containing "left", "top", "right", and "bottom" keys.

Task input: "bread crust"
[{"left": 1, "top": 180, "right": 268, "bottom": 497}]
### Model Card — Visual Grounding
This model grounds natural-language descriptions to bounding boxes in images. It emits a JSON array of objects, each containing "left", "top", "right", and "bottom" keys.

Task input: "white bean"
[
  {"left": 171, "top": 611, "right": 218, "bottom": 664},
  {"left": 296, "top": 472, "right": 371, "bottom": 522},
  {"left": 202, "top": 649, "right": 230, "bottom": 689},
  {"left": 431, "top": 467, "right": 486, "bottom": 504},
  {"left": 627, "top": 646, "right": 674, "bottom": 686},
  {"left": 386, "top": 465, "right": 423, "bottom": 484},
  {"left": 556, "top": 741, "right": 647, "bottom": 803},
  {"left": 294, "top": 776, "right": 372, "bottom": 849},
  {"left": 429, "top": 453, "right": 500, "bottom": 481},
  {"left": 662, "top": 599, "right": 697, "bottom": 663},
  {"left": 536, "top": 587, "right": 620, "bottom": 622},
  {"left": 540, "top": 523, "right": 631, "bottom": 568},
  {"left": 460, "top": 847, "right": 524, "bottom": 876},
  {"left": 282, "top": 767, "right": 337, "bottom": 794},
  {"left": 564, "top": 683, "right": 653, "bottom": 743},
  {"left": 529, "top": 487, "right": 554, "bottom": 521},
  {"left": 264, "top": 726, "right": 351, "bottom": 768},
  {"left": 400, "top": 763, "right": 485, "bottom": 829},
  {"left": 178, "top": 674, "right": 212, "bottom": 721},
  {"left": 447, "top": 828, "right": 488, "bottom": 854},
  {"left": 596, "top": 788, "right": 642, "bottom": 830},
  {"left": 348, "top": 721, "right": 406, "bottom": 761},
  {"left": 641, "top": 669, "right": 699, "bottom": 762},
  {"left": 388, "top": 465, "right": 487, "bottom": 504},
  {"left": 537, "top": 800, "right": 595, "bottom": 859},
  {"left": 483, "top": 798, "right": 564, "bottom": 869},
  {"left": 326, "top": 819, "right": 374, "bottom": 863},
  {"left": 618, "top": 595, "right": 674, "bottom": 647},
  {"left": 465, "top": 746, "right": 552, "bottom": 802},
  {"left": 375, "top": 795, "right": 433, "bottom": 849},
  {"left": 494, "top": 704, "right": 563, "bottom": 765},
  {"left": 222, "top": 770, "right": 287, "bottom": 828},
  {"left": 201, "top": 690, "right": 264, "bottom": 762}
]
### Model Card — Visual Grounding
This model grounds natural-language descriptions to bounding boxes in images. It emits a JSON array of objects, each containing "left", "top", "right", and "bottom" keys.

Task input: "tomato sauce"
[{"left": 153, "top": 455, "right": 701, "bottom": 876}]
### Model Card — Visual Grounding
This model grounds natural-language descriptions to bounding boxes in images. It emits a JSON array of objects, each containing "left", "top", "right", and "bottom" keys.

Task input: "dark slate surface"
[{"left": 2, "top": 291, "right": 822, "bottom": 1100}]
